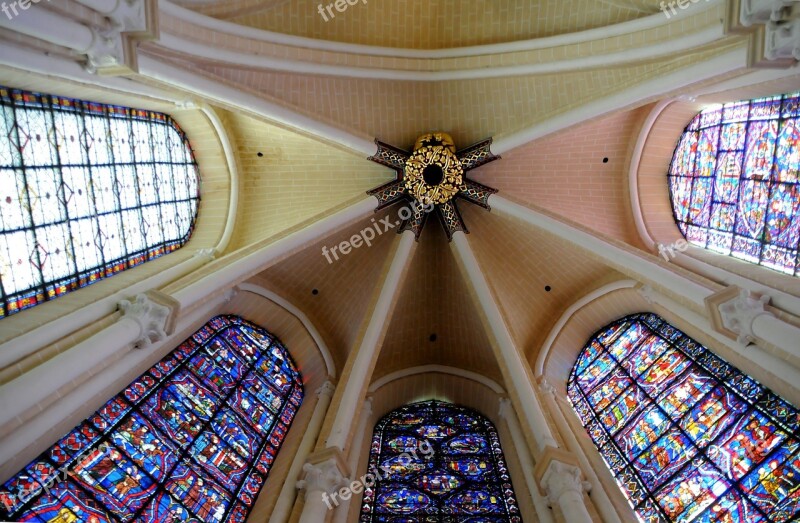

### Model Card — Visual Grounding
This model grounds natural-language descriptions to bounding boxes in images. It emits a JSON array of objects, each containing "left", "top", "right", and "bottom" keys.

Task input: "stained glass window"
[
  {"left": 0, "top": 315, "right": 303, "bottom": 523},
  {"left": 0, "top": 86, "right": 200, "bottom": 319},
  {"left": 567, "top": 313, "right": 800, "bottom": 522},
  {"left": 359, "top": 400, "right": 521, "bottom": 522},
  {"left": 667, "top": 92, "right": 800, "bottom": 276}
]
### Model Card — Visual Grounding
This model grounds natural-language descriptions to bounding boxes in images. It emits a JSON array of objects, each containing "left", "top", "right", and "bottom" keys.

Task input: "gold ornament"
[{"left": 404, "top": 134, "right": 464, "bottom": 205}]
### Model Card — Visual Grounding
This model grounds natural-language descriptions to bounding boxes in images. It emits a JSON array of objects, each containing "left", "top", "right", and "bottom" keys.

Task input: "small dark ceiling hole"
[
  {"left": 429, "top": 333, "right": 438, "bottom": 342},
  {"left": 602, "top": 157, "right": 609, "bottom": 163},
  {"left": 311, "top": 288, "right": 319, "bottom": 295},
  {"left": 545, "top": 285, "right": 552, "bottom": 292}
]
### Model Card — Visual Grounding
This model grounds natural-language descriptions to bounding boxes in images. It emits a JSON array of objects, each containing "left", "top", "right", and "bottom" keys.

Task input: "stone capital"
[
  {"left": 706, "top": 286, "right": 773, "bottom": 345},
  {"left": 296, "top": 448, "right": 350, "bottom": 494},
  {"left": 497, "top": 397, "right": 514, "bottom": 419},
  {"left": 533, "top": 446, "right": 585, "bottom": 500},
  {"left": 740, "top": 0, "right": 797, "bottom": 26},
  {"left": 540, "top": 459, "right": 589, "bottom": 507},
  {"left": 538, "top": 377, "right": 557, "bottom": 397},
  {"left": 118, "top": 290, "right": 179, "bottom": 348},
  {"left": 316, "top": 381, "right": 336, "bottom": 398}
]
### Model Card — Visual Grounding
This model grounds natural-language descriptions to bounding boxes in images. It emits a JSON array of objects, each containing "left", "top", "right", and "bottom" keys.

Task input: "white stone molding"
[
  {"left": 296, "top": 452, "right": 351, "bottom": 523},
  {"left": 193, "top": 248, "right": 217, "bottom": 260},
  {"left": 84, "top": 25, "right": 127, "bottom": 74},
  {"left": 222, "top": 287, "right": 239, "bottom": 304},
  {"left": 117, "top": 292, "right": 177, "bottom": 348},
  {"left": 539, "top": 379, "right": 557, "bottom": 397},
  {"left": 637, "top": 284, "right": 658, "bottom": 305}
]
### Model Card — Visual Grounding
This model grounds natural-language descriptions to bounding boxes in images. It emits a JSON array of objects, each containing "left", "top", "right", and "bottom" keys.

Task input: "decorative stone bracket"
[
  {"left": 82, "top": 0, "right": 159, "bottom": 74},
  {"left": 297, "top": 447, "right": 351, "bottom": 495},
  {"left": 705, "top": 286, "right": 773, "bottom": 346},
  {"left": 726, "top": 0, "right": 800, "bottom": 66},
  {"left": 533, "top": 447, "right": 590, "bottom": 501},
  {"left": 118, "top": 290, "right": 179, "bottom": 349}
]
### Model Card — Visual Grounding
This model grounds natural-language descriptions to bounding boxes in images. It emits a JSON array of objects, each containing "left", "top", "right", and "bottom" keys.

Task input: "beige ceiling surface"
[
  {"left": 250, "top": 206, "right": 399, "bottom": 372},
  {"left": 220, "top": 110, "right": 393, "bottom": 250},
  {"left": 471, "top": 105, "right": 652, "bottom": 247},
  {"left": 374, "top": 222, "right": 502, "bottom": 383},
  {"left": 187, "top": 40, "right": 741, "bottom": 147},
  {"left": 183, "top": 0, "right": 664, "bottom": 49},
  {"left": 460, "top": 204, "right": 623, "bottom": 362}
]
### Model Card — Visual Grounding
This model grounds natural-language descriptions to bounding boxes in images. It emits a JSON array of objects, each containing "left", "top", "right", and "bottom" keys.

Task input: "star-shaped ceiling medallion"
[{"left": 367, "top": 133, "right": 500, "bottom": 240}]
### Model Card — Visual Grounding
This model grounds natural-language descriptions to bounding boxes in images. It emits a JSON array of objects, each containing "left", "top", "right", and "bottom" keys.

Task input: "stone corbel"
[
  {"left": 83, "top": 0, "right": 158, "bottom": 75},
  {"left": 297, "top": 447, "right": 351, "bottom": 495},
  {"left": 118, "top": 290, "right": 180, "bottom": 349},
  {"left": 741, "top": 0, "right": 797, "bottom": 26},
  {"left": 765, "top": 18, "right": 800, "bottom": 60},
  {"left": 725, "top": 0, "right": 799, "bottom": 66},
  {"left": 533, "top": 446, "right": 590, "bottom": 501},
  {"left": 705, "top": 286, "right": 773, "bottom": 346}
]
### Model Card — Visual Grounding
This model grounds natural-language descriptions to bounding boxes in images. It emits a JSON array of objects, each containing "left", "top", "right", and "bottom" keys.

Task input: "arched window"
[
  {"left": 359, "top": 400, "right": 521, "bottom": 522},
  {"left": 567, "top": 313, "right": 800, "bottom": 522},
  {"left": 0, "top": 86, "right": 200, "bottom": 319},
  {"left": 667, "top": 92, "right": 799, "bottom": 276},
  {"left": 0, "top": 315, "right": 303, "bottom": 523}
]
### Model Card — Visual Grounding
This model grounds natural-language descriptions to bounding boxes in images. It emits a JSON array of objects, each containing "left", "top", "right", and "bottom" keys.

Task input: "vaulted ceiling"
[{"left": 2, "top": 0, "right": 793, "bottom": 391}]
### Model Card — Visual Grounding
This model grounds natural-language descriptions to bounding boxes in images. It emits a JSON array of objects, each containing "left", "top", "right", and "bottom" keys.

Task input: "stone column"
[
  {"left": 0, "top": 291, "right": 178, "bottom": 434},
  {"left": 297, "top": 449, "right": 350, "bottom": 523},
  {"left": 539, "top": 380, "right": 623, "bottom": 523},
  {"left": 332, "top": 396, "right": 373, "bottom": 523},
  {"left": 326, "top": 230, "right": 416, "bottom": 450},
  {"left": 498, "top": 399, "right": 555, "bottom": 523},
  {"left": 270, "top": 381, "right": 336, "bottom": 523},
  {"left": 451, "top": 231, "right": 558, "bottom": 453},
  {"left": 537, "top": 456, "right": 593, "bottom": 523}
]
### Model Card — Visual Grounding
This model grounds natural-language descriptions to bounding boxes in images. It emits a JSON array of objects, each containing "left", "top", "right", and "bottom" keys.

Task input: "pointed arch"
[
  {"left": 359, "top": 400, "right": 522, "bottom": 522},
  {"left": 568, "top": 312, "right": 800, "bottom": 522},
  {"left": 0, "top": 315, "right": 303, "bottom": 523}
]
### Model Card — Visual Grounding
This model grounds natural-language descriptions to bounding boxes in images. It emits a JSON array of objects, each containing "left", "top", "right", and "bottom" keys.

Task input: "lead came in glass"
[
  {"left": 0, "top": 315, "right": 303, "bottom": 523},
  {"left": 0, "top": 86, "right": 200, "bottom": 318},
  {"left": 568, "top": 313, "right": 800, "bottom": 522},
  {"left": 359, "top": 400, "right": 521, "bottom": 523},
  {"left": 667, "top": 92, "right": 800, "bottom": 277}
]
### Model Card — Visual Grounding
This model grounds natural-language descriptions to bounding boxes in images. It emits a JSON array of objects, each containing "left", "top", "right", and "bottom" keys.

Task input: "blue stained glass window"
[
  {"left": 568, "top": 313, "right": 800, "bottom": 523},
  {"left": 359, "top": 400, "right": 521, "bottom": 522},
  {"left": 0, "top": 86, "right": 200, "bottom": 319},
  {"left": 0, "top": 315, "right": 304, "bottom": 523},
  {"left": 667, "top": 92, "right": 800, "bottom": 276}
]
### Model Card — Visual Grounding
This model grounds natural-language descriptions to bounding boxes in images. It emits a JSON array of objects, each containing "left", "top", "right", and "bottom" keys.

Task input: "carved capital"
[
  {"left": 706, "top": 286, "right": 773, "bottom": 345},
  {"left": 498, "top": 397, "right": 513, "bottom": 419},
  {"left": 741, "top": 0, "right": 797, "bottom": 26},
  {"left": 541, "top": 461, "right": 588, "bottom": 506},
  {"left": 81, "top": 0, "right": 158, "bottom": 74},
  {"left": 84, "top": 26, "right": 125, "bottom": 74},
  {"left": 765, "top": 18, "right": 800, "bottom": 61},
  {"left": 637, "top": 284, "right": 657, "bottom": 305},
  {"left": 539, "top": 378, "right": 557, "bottom": 397},
  {"left": 316, "top": 381, "right": 336, "bottom": 398},
  {"left": 105, "top": 0, "right": 149, "bottom": 33},
  {"left": 118, "top": 291, "right": 179, "bottom": 349},
  {"left": 296, "top": 450, "right": 349, "bottom": 495},
  {"left": 193, "top": 248, "right": 217, "bottom": 261}
]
